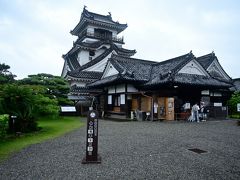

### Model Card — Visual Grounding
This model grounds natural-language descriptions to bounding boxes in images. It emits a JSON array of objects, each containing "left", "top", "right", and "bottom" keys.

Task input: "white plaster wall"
[
  {"left": 82, "top": 38, "right": 98, "bottom": 43},
  {"left": 178, "top": 60, "right": 208, "bottom": 76},
  {"left": 108, "top": 86, "right": 115, "bottom": 94},
  {"left": 96, "top": 44, "right": 110, "bottom": 51},
  {"left": 78, "top": 50, "right": 89, "bottom": 66},
  {"left": 127, "top": 84, "right": 138, "bottom": 92},
  {"left": 83, "top": 53, "right": 112, "bottom": 72},
  {"left": 116, "top": 84, "right": 125, "bottom": 93},
  {"left": 102, "top": 62, "right": 119, "bottom": 78}
]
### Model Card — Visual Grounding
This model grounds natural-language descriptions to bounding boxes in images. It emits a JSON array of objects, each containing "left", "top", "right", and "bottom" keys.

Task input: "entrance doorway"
[{"left": 157, "top": 97, "right": 174, "bottom": 120}]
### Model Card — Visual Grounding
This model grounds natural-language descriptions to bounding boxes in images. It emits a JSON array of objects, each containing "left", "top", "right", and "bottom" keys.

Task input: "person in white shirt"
[{"left": 192, "top": 103, "right": 200, "bottom": 122}]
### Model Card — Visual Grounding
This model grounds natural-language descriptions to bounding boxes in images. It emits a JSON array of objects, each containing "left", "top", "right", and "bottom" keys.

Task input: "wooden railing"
[{"left": 80, "top": 30, "right": 124, "bottom": 43}]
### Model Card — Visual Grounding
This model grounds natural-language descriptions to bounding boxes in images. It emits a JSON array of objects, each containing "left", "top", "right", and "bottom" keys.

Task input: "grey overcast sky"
[{"left": 0, "top": 0, "right": 239, "bottom": 79}]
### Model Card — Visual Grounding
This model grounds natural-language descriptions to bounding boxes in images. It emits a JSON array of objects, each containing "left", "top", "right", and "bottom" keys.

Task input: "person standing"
[
  {"left": 192, "top": 103, "right": 200, "bottom": 122},
  {"left": 199, "top": 102, "right": 206, "bottom": 121}
]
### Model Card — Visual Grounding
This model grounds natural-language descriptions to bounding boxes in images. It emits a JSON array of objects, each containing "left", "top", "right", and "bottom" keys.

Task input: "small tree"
[
  {"left": 19, "top": 73, "right": 73, "bottom": 106},
  {"left": 227, "top": 91, "right": 240, "bottom": 118},
  {"left": 34, "top": 94, "right": 59, "bottom": 117},
  {"left": 0, "top": 84, "right": 40, "bottom": 132},
  {"left": 0, "top": 63, "right": 16, "bottom": 83},
  {"left": 0, "top": 114, "right": 8, "bottom": 138}
]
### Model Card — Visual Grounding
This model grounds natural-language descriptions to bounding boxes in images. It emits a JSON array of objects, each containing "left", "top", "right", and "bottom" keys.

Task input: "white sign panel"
[
  {"left": 237, "top": 103, "right": 240, "bottom": 112},
  {"left": 60, "top": 106, "right": 76, "bottom": 112},
  {"left": 184, "top": 103, "right": 191, "bottom": 110},
  {"left": 214, "top": 103, "right": 222, "bottom": 107}
]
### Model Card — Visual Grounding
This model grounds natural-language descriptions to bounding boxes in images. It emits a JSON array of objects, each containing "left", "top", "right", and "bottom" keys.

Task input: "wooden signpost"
[{"left": 82, "top": 109, "right": 101, "bottom": 164}]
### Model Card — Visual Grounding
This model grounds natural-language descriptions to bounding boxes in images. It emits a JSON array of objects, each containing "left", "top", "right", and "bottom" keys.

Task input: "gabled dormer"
[
  {"left": 197, "top": 52, "right": 231, "bottom": 81},
  {"left": 178, "top": 59, "right": 210, "bottom": 76}
]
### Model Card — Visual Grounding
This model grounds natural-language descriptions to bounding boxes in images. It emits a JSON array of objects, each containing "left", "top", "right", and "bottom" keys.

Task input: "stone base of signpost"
[{"left": 82, "top": 155, "right": 102, "bottom": 164}]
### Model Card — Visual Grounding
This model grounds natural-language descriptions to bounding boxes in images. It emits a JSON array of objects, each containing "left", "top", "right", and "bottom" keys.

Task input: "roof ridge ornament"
[{"left": 212, "top": 51, "right": 215, "bottom": 56}]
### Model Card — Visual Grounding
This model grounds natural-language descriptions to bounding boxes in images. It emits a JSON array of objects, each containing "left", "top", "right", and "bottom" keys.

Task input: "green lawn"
[{"left": 0, "top": 116, "right": 85, "bottom": 162}]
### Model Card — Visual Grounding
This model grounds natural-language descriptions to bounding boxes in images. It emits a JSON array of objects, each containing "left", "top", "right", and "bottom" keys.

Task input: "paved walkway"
[{"left": 0, "top": 119, "right": 240, "bottom": 179}]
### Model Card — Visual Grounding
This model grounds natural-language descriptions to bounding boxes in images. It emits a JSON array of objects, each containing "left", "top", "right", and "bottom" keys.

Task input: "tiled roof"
[
  {"left": 112, "top": 44, "right": 136, "bottom": 57},
  {"left": 196, "top": 52, "right": 215, "bottom": 69},
  {"left": 70, "top": 85, "right": 90, "bottom": 94},
  {"left": 88, "top": 75, "right": 119, "bottom": 87},
  {"left": 82, "top": 7, "right": 117, "bottom": 25},
  {"left": 87, "top": 52, "right": 233, "bottom": 89},
  {"left": 70, "top": 85, "right": 102, "bottom": 94},
  {"left": 66, "top": 57, "right": 80, "bottom": 71},
  {"left": 67, "top": 70, "right": 102, "bottom": 79},
  {"left": 64, "top": 42, "right": 136, "bottom": 80},
  {"left": 145, "top": 73, "right": 232, "bottom": 88},
  {"left": 231, "top": 78, "right": 240, "bottom": 91},
  {"left": 110, "top": 54, "right": 156, "bottom": 81},
  {"left": 149, "top": 52, "right": 194, "bottom": 84},
  {"left": 71, "top": 7, "right": 127, "bottom": 36},
  {"left": 197, "top": 52, "right": 232, "bottom": 82},
  {"left": 173, "top": 73, "right": 232, "bottom": 87},
  {"left": 64, "top": 39, "right": 136, "bottom": 57}
]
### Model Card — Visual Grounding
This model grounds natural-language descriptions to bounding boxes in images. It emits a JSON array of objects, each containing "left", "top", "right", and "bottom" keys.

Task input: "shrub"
[
  {"left": 0, "top": 114, "right": 8, "bottom": 138},
  {"left": 228, "top": 91, "right": 240, "bottom": 116},
  {"left": 0, "top": 84, "right": 61, "bottom": 132},
  {"left": 0, "top": 84, "right": 37, "bottom": 132},
  {"left": 34, "top": 94, "right": 59, "bottom": 117}
]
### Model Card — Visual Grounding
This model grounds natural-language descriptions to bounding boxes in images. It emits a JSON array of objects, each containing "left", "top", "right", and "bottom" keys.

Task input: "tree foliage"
[
  {"left": 0, "top": 63, "right": 72, "bottom": 133},
  {"left": 19, "top": 73, "right": 73, "bottom": 105},
  {"left": 0, "top": 114, "right": 8, "bottom": 138},
  {"left": 0, "top": 85, "right": 37, "bottom": 132},
  {"left": 228, "top": 91, "right": 240, "bottom": 116},
  {"left": 0, "top": 84, "right": 60, "bottom": 132},
  {"left": 0, "top": 63, "right": 16, "bottom": 83}
]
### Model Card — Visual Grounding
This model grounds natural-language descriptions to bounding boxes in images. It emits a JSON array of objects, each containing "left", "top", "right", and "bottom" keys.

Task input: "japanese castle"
[{"left": 61, "top": 7, "right": 233, "bottom": 120}]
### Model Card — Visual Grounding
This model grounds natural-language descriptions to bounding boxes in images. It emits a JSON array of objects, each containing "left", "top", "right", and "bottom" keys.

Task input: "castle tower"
[{"left": 61, "top": 7, "right": 136, "bottom": 112}]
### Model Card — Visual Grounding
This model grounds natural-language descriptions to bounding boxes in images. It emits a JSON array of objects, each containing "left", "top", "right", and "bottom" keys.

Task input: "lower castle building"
[{"left": 61, "top": 7, "right": 233, "bottom": 119}]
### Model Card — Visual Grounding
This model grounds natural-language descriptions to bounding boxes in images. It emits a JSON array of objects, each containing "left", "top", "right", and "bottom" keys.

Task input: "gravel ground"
[{"left": 0, "top": 119, "right": 240, "bottom": 180}]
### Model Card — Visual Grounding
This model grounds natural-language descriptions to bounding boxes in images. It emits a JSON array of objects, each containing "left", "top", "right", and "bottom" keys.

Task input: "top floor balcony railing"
[{"left": 80, "top": 30, "right": 124, "bottom": 43}]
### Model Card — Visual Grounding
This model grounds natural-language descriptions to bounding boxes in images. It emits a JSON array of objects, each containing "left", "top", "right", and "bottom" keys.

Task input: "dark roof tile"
[
  {"left": 71, "top": 8, "right": 127, "bottom": 36},
  {"left": 70, "top": 85, "right": 102, "bottom": 94},
  {"left": 87, "top": 53, "right": 233, "bottom": 89},
  {"left": 196, "top": 52, "right": 215, "bottom": 69},
  {"left": 67, "top": 70, "right": 102, "bottom": 79}
]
